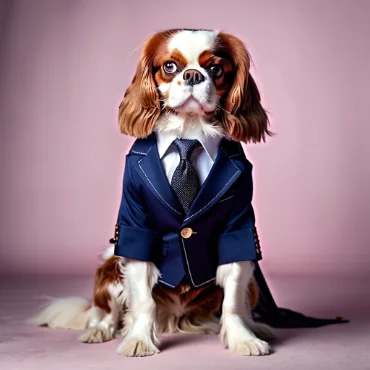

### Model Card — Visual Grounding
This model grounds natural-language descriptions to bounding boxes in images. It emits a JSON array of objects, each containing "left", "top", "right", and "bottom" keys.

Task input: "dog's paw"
[
  {"left": 229, "top": 337, "right": 271, "bottom": 356},
  {"left": 249, "top": 322, "right": 276, "bottom": 341},
  {"left": 116, "top": 336, "right": 160, "bottom": 357},
  {"left": 220, "top": 314, "right": 271, "bottom": 356},
  {"left": 79, "top": 327, "right": 114, "bottom": 343}
]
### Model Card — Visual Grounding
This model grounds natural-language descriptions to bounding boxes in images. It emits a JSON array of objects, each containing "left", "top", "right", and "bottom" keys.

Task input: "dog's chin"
[
  {"left": 158, "top": 96, "right": 223, "bottom": 140},
  {"left": 171, "top": 97, "right": 216, "bottom": 118}
]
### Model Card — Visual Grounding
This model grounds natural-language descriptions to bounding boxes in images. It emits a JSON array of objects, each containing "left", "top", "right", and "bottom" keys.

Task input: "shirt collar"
[{"left": 155, "top": 130, "right": 222, "bottom": 162}]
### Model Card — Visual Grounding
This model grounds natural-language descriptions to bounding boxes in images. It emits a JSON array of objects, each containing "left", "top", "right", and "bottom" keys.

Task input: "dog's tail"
[
  {"left": 28, "top": 245, "right": 116, "bottom": 330},
  {"left": 28, "top": 296, "right": 92, "bottom": 330}
]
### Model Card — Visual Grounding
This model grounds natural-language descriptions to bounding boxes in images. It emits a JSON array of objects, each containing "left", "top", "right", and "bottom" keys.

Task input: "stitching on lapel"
[
  {"left": 184, "top": 170, "right": 240, "bottom": 221},
  {"left": 183, "top": 151, "right": 241, "bottom": 222},
  {"left": 138, "top": 158, "right": 182, "bottom": 216},
  {"left": 222, "top": 147, "right": 241, "bottom": 169},
  {"left": 131, "top": 150, "right": 148, "bottom": 156},
  {"left": 180, "top": 238, "right": 216, "bottom": 287},
  {"left": 131, "top": 144, "right": 154, "bottom": 156}
]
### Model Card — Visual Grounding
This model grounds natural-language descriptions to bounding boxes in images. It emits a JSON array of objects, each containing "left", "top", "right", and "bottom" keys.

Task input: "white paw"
[
  {"left": 249, "top": 322, "right": 276, "bottom": 341},
  {"left": 229, "top": 337, "right": 271, "bottom": 356},
  {"left": 220, "top": 315, "right": 271, "bottom": 356},
  {"left": 116, "top": 336, "right": 160, "bottom": 357},
  {"left": 79, "top": 327, "right": 114, "bottom": 343}
]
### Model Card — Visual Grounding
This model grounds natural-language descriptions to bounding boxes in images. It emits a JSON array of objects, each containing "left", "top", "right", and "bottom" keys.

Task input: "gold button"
[{"left": 181, "top": 227, "right": 193, "bottom": 239}]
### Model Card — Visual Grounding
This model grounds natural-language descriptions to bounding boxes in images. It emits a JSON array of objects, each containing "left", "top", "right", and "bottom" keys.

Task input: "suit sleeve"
[
  {"left": 114, "top": 155, "right": 161, "bottom": 262},
  {"left": 217, "top": 168, "right": 262, "bottom": 265}
]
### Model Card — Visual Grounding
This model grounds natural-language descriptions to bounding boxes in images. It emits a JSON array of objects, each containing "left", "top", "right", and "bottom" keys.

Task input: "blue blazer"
[{"left": 114, "top": 133, "right": 262, "bottom": 288}]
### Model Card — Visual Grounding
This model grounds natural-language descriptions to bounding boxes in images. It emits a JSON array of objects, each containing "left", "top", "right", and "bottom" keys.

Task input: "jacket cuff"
[
  {"left": 218, "top": 228, "right": 262, "bottom": 265},
  {"left": 114, "top": 224, "right": 160, "bottom": 262}
]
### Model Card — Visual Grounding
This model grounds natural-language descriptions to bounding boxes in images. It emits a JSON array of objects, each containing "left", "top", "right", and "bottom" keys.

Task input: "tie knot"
[{"left": 173, "top": 139, "right": 201, "bottom": 160}]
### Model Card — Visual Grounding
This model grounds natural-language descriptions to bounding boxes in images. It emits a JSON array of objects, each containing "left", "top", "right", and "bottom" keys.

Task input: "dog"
[{"left": 30, "top": 29, "right": 275, "bottom": 357}]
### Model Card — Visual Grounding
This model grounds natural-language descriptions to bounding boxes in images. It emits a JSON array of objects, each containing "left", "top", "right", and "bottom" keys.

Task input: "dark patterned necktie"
[{"left": 171, "top": 138, "right": 202, "bottom": 213}]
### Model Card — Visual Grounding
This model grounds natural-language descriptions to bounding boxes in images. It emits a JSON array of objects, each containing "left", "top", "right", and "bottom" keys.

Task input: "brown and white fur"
[
  {"left": 30, "top": 247, "right": 270, "bottom": 351},
  {"left": 30, "top": 29, "right": 275, "bottom": 356}
]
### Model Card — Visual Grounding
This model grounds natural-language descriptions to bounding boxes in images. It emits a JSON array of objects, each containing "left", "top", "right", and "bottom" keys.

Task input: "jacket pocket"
[
  {"left": 218, "top": 194, "right": 235, "bottom": 203},
  {"left": 218, "top": 188, "right": 238, "bottom": 203}
]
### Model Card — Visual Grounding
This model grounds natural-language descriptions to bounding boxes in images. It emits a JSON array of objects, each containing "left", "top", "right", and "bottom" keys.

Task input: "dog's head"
[{"left": 119, "top": 29, "right": 271, "bottom": 143}]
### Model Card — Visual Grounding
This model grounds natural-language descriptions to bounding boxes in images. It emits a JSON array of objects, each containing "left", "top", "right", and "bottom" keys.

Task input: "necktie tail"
[{"left": 171, "top": 139, "right": 202, "bottom": 213}]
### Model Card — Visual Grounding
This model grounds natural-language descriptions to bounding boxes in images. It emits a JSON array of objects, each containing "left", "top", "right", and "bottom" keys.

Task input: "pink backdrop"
[{"left": 1, "top": 0, "right": 369, "bottom": 277}]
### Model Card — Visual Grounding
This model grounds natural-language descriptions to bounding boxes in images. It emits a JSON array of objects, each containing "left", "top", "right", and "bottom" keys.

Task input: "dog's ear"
[
  {"left": 118, "top": 37, "right": 161, "bottom": 138},
  {"left": 217, "top": 33, "right": 271, "bottom": 143}
]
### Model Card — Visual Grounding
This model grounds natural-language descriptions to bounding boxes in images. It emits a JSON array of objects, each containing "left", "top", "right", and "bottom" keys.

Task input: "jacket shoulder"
[{"left": 127, "top": 133, "right": 156, "bottom": 158}]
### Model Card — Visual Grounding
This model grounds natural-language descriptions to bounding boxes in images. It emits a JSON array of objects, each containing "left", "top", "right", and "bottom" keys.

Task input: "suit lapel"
[
  {"left": 133, "top": 135, "right": 184, "bottom": 218},
  {"left": 183, "top": 139, "right": 243, "bottom": 225}
]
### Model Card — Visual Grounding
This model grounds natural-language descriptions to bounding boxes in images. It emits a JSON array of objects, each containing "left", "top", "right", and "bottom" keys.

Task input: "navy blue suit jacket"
[{"left": 114, "top": 133, "right": 262, "bottom": 288}]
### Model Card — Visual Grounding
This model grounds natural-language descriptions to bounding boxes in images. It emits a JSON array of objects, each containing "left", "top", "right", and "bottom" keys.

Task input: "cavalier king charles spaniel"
[{"left": 31, "top": 29, "right": 275, "bottom": 357}]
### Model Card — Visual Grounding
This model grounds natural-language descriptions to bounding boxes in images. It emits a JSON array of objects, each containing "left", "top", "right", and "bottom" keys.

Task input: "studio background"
[{"left": 1, "top": 0, "right": 369, "bottom": 279}]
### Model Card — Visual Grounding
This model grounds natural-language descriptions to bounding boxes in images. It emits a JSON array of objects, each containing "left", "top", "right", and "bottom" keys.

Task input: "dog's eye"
[
  {"left": 209, "top": 65, "right": 223, "bottom": 77},
  {"left": 163, "top": 61, "right": 178, "bottom": 74}
]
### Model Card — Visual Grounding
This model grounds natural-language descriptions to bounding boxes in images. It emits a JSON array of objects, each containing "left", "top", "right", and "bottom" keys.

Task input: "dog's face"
[
  {"left": 153, "top": 30, "right": 232, "bottom": 117},
  {"left": 119, "top": 29, "right": 271, "bottom": 143}
]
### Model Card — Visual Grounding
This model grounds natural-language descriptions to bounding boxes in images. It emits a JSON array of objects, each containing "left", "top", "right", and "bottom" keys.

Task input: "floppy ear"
[
  {"left": 118, "top": 39, "right": 160, "bottom": 138},
  {"left": 217, "top": 33, "right": 271, "bottom": 143}
]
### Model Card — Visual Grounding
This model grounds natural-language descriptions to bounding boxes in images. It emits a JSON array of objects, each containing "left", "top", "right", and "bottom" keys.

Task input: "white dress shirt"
[{"left": 155, "top": 131, "right": 222, "bottom": 185}]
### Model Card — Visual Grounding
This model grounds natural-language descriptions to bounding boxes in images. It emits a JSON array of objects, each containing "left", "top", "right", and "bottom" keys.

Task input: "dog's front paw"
[
  {"left": 228, "top": 337, "right": 270, "bottom": 356},
  {"left": 79, "top": 327, "right": 114, "bottom": 343},
  {"left": 116, "top": 336, "right": 160, "bottom": 357},
  {"left": 220, "top": 314, "right": 271, "bottom": 356}
]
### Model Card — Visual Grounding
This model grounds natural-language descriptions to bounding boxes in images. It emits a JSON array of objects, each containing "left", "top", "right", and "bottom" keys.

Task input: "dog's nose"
[{"left": 183, "top": 69, "right": 205, "bottom": 86}]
